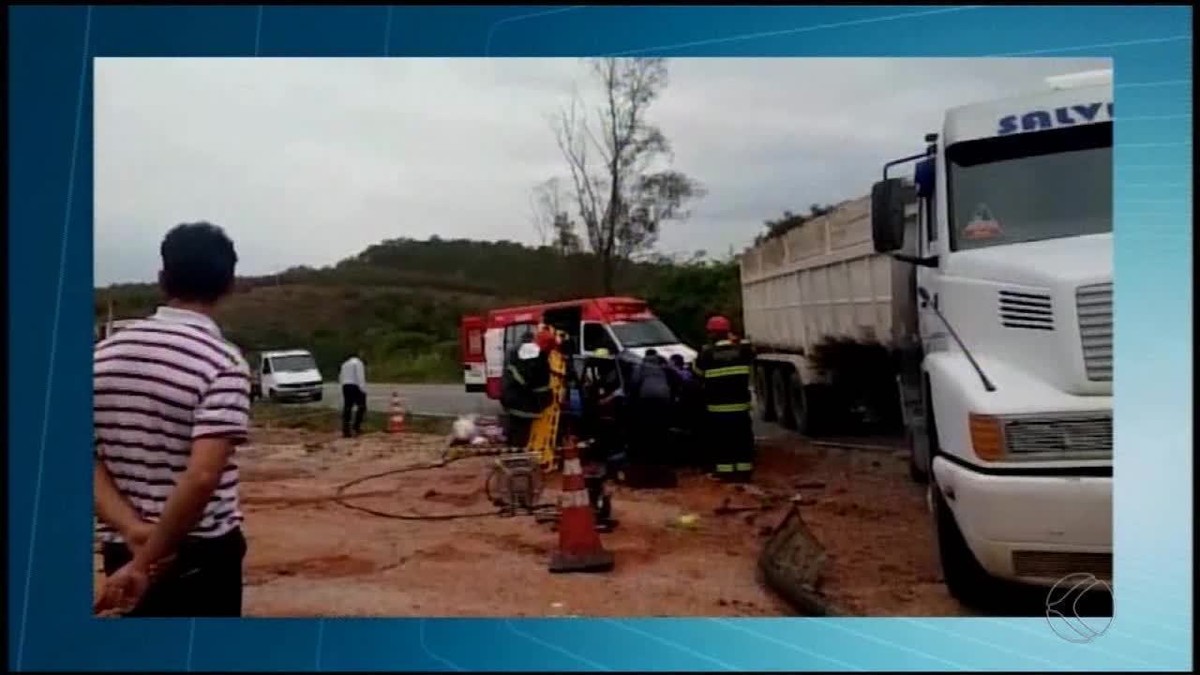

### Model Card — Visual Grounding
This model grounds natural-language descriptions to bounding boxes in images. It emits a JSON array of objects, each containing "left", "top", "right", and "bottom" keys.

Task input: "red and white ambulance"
[{"left": 460, "top": 296, "right": 696, "bottom": 397}]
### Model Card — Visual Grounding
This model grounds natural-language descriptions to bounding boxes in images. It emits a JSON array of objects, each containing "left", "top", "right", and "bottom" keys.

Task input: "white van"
[{"left": 251, "top": 349, "right": 324, "bottom": 403}]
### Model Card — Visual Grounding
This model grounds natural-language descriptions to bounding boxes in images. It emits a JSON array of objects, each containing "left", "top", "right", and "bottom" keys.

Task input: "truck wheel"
[
  {"left": 909, "top": 379, "right": 935, "bottom": 483},
  {"left": 754, "top": 365, "right": 776, "bottom": 422},
  {"left": 771, "top": 368, "right": 796, "bottom": 429},
  {"left": 313, "top": 390, "right": 324, "bottom": 402},
  {"left": 787, "top": 373, "right": 818, "bottom": 437},
  {"left": 907, "top": 419, "right": 930, "bottom": 484},
  {"left": 799, "top": 383, "right": 832, "bottom": 438},
  {"left": 932, "top": 480, "right": 997, "bottom": 609},
  {"left": 908, "top": 441, "right": 929, "bottom": 484}
]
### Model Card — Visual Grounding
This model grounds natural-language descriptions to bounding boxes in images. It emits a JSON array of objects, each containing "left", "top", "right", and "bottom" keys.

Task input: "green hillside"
[{"left": 96, "top": 238, "right": 742, "bottom": 382}]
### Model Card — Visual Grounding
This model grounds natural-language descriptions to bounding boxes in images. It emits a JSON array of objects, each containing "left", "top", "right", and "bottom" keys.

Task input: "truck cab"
[
  {"left": 871, "top": 70, "right": 1113, "bottom": 602},
  {"left": 251, "top": 349, "right": 324, "bottom": 403}
]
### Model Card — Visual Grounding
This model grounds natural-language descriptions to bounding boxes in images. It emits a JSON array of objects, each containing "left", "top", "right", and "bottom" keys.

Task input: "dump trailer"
[
  {"left": 747, "top": 69, "right": 1114, "bottom": 606},
  {"left": 740, "top": 194, "right": 918, "bottom": 438}
]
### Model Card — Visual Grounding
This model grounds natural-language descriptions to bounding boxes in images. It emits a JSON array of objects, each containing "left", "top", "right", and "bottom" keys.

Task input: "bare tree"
[
  {"left": 546, "top": 57, "right": 703, "bottom": 293},
  {"left": 531, "top": 178, "right": 583, "bottom": 255}
]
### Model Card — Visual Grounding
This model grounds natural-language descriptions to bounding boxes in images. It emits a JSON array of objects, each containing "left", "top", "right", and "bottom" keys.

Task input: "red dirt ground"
[{"left": 95, "top": 427, "right": 971, "bottom": 617}]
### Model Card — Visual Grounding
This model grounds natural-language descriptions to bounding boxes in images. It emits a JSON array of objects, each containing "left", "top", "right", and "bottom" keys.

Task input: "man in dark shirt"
[{"left": 626, "top": 349, "right": 677, "bottom": 487}]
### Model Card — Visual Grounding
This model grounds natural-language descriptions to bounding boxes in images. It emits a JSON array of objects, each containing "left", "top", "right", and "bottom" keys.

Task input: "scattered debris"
[
  {"left": 105, "top": 425, "right": 973, "bottom": 618},
  {"left": 758, "top": 503, "right": 835, "bottom": 616},
  {"left": 670, "top": 513, "right": 701, "bottom": 530}
]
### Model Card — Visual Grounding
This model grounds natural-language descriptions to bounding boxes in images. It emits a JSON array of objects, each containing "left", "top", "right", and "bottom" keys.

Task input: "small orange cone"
[
  {"left": 549, "top": 436, "right": 614, "bottom": 574},
  {"left": 388, "top": 392, "right": 406, "bottom": 434}
]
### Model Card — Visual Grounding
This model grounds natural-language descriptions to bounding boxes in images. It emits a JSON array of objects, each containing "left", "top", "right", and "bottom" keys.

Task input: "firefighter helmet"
[{"left": 706, "top": 315, "right": 732, "bottom": 333}]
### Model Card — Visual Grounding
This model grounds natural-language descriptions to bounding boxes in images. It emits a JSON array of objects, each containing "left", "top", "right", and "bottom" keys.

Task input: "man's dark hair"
[
  {"left": 669, "top": 354, "right": 685, "bottom": 367},
  {"left": 159, "top": 222, "right": 238, "bottom": 303}
]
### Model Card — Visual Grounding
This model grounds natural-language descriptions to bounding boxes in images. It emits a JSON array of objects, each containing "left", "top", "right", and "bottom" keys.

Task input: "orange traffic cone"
[
  {"left": 549, "top": 436, "right": 614, "bottom": 574},
  {"left": 388, "top": 392, "right": 406, "bottom": 434}
]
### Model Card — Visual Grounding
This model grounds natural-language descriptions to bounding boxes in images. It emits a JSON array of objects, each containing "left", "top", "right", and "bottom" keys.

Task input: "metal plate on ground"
[{"left": 758, "top": 503, "right": 834, "bottom": 616}]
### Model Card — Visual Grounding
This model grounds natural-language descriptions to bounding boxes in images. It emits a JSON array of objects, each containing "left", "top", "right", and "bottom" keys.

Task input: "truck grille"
[
  {"left": 1004, "top": 415, "right": 1112, "bottom": 459},
  {"left": 1076, "top": 283, "right": 1112, "bottom": 381},
  {"left": 1012, "top": 551, "right": 1112, "bottom": 581},
  {"left": 998, "top": 290, "right": 1054, "bottom": 330}
]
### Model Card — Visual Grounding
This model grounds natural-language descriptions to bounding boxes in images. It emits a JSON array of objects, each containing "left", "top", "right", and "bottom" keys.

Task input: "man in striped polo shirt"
[{"left": 93, "top": 222, "right": 251, "bottom": 617}]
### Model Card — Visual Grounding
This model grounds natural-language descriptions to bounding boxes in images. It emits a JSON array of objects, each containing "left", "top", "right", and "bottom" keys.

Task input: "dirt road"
[{"left": 190, "top": 426, "right": 965, "bottom": 618}]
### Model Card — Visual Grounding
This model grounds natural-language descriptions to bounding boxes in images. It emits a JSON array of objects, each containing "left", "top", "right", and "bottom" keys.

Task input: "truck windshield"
[
  {"left": 947, "top": 121, "right": 1112, "bottom": 251},
  {"left": 610, "top": 319, "right": 679, "bottom": 348},
  {"left": 270, "top": 354, "right": 317, "bottom": 373}
]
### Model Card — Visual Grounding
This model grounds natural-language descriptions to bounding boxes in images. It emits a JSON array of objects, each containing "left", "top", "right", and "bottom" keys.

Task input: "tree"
[
  {"left": 543, "top": 58, "right": 704, "bottom": 293},
  {"left": 530, "top": 178, "right": 583, "bottom": 255},
  {"left": 754, "top": 203, "right": 837, "bottom": 245}
]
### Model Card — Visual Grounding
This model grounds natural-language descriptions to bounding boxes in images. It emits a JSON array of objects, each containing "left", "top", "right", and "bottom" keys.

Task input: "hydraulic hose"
[{"left": 332, "top": 442, "right": 556, "bottom": 521}]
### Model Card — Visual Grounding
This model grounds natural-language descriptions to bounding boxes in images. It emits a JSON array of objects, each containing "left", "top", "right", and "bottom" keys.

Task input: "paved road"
[
  {"left": 312, "top": 383, "right": 800, "bottom": 442},
  {"left": 316, "top": 382, "right": 501, "bottom": 418}
]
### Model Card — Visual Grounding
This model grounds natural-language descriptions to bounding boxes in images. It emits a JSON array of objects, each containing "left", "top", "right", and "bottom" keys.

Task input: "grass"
[{"left": 251, "top": 401, "right": 454, "bottom": 436}]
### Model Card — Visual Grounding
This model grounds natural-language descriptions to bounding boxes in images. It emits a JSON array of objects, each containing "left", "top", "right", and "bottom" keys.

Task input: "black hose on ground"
[{"left": 331, "top": 442, "right": 557, "bottom": 522}]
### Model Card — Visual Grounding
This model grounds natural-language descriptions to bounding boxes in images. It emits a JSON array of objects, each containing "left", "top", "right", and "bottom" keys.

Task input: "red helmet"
[
  {"left": 535, "top": 327, "right": 557, "bottom": 352},
  {"left": 706, "top": 315, "right": 731, "bottom": 333}
]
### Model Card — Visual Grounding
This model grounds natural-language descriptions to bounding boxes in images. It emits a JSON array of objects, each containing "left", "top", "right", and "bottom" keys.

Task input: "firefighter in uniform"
[
  {"left": 693, "top": 315, "right": 756, "bottom": 483},
  {"left": 500, "top": 330, "right": 552, "bottom": 448}
]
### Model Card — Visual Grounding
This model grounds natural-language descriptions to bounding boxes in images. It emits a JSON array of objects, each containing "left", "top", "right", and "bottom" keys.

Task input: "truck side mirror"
[{"left": 870, "top": 178, "right": 914, "bottom": 253}]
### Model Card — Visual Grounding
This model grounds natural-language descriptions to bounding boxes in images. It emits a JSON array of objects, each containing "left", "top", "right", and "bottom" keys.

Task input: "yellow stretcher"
[{"left": 526, "top": 348, "right": 567, "bottom": 472}]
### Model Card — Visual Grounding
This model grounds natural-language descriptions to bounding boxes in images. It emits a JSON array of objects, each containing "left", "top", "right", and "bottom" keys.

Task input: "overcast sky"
[{"left": 95, "top": 57, "right": 1105, "bottom": 286}]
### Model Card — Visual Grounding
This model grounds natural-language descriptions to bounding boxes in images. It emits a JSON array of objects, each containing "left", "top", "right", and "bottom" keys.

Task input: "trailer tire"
[
  {"left": 788, "top": 374, "right": 814, "bottom": 436},
  {"left": 933, "top": 480, "right": 998, "bottom": 609},
  {"left": 802, "top": 383, "right": 837, "bottom": 438},
  {"left": 771, "top": 368, "right": 796, "bottom": 430},
  {"left": 754, "top": 364, "right": 776, "bottom": 422}
]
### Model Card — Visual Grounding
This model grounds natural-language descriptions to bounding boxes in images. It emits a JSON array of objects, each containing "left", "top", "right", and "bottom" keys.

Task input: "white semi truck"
[{"left": 741, "top": 70, "right": 1113, "bottom": 604}]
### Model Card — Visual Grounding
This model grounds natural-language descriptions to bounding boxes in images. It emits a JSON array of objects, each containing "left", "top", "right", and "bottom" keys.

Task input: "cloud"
[{"left": 94, "top": 56, "right": 1106, "bottom": 285}]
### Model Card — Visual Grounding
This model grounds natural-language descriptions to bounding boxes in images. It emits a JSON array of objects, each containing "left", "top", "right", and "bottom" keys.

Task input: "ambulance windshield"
[{"left": 610, "top": 319, "right": 679, "bottom": 349}]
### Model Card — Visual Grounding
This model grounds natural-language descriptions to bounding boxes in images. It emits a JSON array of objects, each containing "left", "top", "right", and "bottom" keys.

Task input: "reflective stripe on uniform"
[
  {"left": 532, "top": 385, "right": 550, "bottom": 393},
  {"left": 735, "top": 462, "right": 753, "bottom": 472},
  {"left": 703, "top": 365, "right": 750, "bottom": 379},
  {"left": 707, "top": 402, "right": 751, "bottom": 413},
  {"left": 715, "top": 464, "right": 734, "bottom": 473},
  {"left": 507, "top": 365, "right": 526, "bottom": 385}
]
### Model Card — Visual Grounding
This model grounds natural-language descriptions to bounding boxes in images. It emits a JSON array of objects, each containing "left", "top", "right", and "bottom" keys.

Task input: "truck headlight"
[{"left": 969, "top": 412, "right": 1113, "bottom": 462}]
